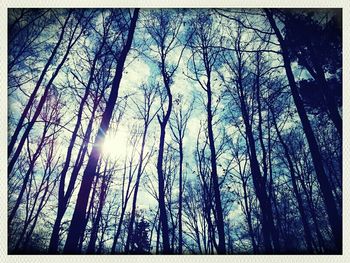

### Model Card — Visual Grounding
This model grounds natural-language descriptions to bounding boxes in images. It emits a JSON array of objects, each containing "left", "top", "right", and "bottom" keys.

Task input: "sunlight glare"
[{"left": 101, "top": 130, "right": 128, "bottom": 160}]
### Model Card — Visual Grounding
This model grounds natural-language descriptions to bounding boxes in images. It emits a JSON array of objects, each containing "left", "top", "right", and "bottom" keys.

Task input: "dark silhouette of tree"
[
  {"left": 265, "top": 9, "right": 341, "bottom": 252},
  {"left": 63, "top": 9, "right": 139, "bottom": 253},
  {"left": 169, "top": 95, "right": 193, "bottom": 254},
  {"left": 187, "top": 11, "right": 226, "bottom": 254},
  {"left": 129, "top": 216, "right": 151, "bottom": 254},
  {"left": 143, "top": 9, "right": 185, "bottom": 254},
  {"left": 283, "top": 10, "right": 342, "bottom": 137}
]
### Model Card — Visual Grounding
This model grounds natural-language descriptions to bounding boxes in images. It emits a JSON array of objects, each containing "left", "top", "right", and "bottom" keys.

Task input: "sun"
[{"left": 101, "top": 130, "right": 129, "bottom": 160}]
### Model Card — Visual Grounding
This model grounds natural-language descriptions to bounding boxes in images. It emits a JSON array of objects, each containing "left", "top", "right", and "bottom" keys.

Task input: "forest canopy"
[{"left": 7, "top": 8, "right": 342, "bottom": 254}]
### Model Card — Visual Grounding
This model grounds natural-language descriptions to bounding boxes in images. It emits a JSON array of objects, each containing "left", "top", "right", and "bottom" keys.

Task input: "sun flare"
[{"left": 101, "top": 130, "right": 128, "bottom": 159}]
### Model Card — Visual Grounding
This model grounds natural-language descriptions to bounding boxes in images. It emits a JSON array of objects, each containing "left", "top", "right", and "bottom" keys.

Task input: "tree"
[
  {"left": 142, "top": 9, "right": 186, "bottom": 254},
  {"left": 283, "top": 10, "right": 342, "bottom": 137},
  {"left": 129, "top": 216, "right": 151, "bottom": 254},
  {"left": 187, "top": 10, "right": 226, "bottom": 254},
  {"left": 169, "top": 95, "right": 193, "bottom": 254},
  {"left": 63, "top": 9, "right": 139, "bottom": 253}
]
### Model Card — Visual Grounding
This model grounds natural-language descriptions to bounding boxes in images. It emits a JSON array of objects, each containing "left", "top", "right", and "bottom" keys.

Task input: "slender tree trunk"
[
  {"left": 87, "top": 166, "right": 108, "bottom": 254},
  {"left": 155, "top": 55, "right": 174, "bottom": 254},
  {"left": 178, "top": 140, "right": 183, "bottom": 254},
  {"left": 111, "top": 203, "right": 127, "bottom": 253},
  {"left": 125, "top": 127, "right": 148, "bottom": 253},
  {"left": 156, "top": 121, "right": 171, "bottom": 254},
  {"left": 205, "top": 79, "right": 226, "bottom": 254}
]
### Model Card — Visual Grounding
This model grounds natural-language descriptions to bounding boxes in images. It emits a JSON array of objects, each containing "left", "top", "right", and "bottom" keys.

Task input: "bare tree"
[
  {"left": 142, "top": 9, "right": 186, "bottom": 254},
  {"left": 187, "top": 10, "right": 226, "bottom": 254},
  {"left": 169, "top": 94, "right": 193, "bottom": 254}
]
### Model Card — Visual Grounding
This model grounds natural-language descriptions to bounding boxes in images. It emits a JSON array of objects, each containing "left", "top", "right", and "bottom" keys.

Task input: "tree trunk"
[
  {"left": 87, "top": 165, "right": 108, "bottom": 254},
  {"left": 155, "top": 55, "right": 174, "bottom": 254},
  {"left": 156, "top": 121, "right": 171, "bottom": 254},
  {"left": 178, "top": 140, "right": 183, "bottom": 254},
  {"left": 125, "top": 126, "right": 148, "bottom": 253},
  {"left": 111, "top": 203, "right": 127, "bottom": 253},
  {"left": 205, "top": 78, "right": 226, "bottom": 254}
]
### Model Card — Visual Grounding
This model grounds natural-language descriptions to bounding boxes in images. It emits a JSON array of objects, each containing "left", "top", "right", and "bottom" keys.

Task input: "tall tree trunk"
[
  {"left": 205, "top": 78, "right": 226, "bottom": 254},
  {"left": 63, "top": 9, "right": 139, "bottom": 253},
  {"left": 265, "top": 9, "right": 342, "bottom": 252},
  {"left": 178, "top": 139, "right": 183, "bottom": 254},
  {"left": 125, "top": 126, "right": 148, "bottom": 253},
  {"left": 155, "top": 55, "right": 174, "bottom": 254},
  {"left": 156, "top": 121, "right": 171, "bottom": 254},
  {"left": 87, "top": 165, "right": 109, "bottom": 254}
]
